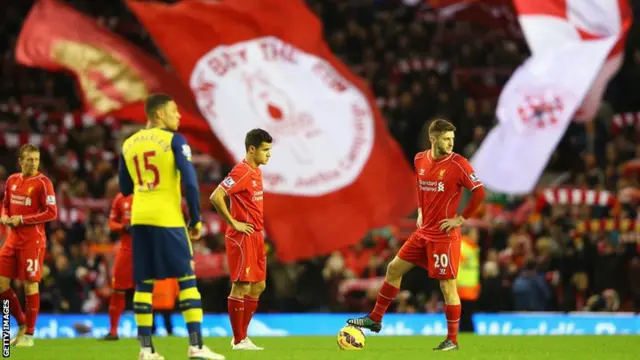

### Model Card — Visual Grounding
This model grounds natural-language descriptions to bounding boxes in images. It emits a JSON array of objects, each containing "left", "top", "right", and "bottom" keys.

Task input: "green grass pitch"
[{"left": 6, "top": 335, "right": 639, "bottom": 360}]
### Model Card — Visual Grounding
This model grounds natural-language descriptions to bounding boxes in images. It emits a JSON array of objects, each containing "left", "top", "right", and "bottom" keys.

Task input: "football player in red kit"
[
  {"left": 210, "top": 129, "right": 272, "bottom": 351},
  {"left": 0, "top": 144, "right": 58, "bottom": 347},
  {"left": 103, "top": 192, "right": 134, "bottom": 340},
  {"left": 348, "top": 119, "right": 486, "bottom": 351}
]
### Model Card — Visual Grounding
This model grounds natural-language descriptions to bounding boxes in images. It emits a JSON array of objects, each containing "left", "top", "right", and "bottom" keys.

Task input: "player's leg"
[
  {"left": 225, "top": 233, "right": 251, "bottom": 346},
  {"left": 0, "top": 246, "right": 26, "bottom": 344},
  {"left": 240, "top": 233, "right": 266, "bottom": 349},
  {"left": 13, "top": 247, "right": 45, "bottom": 347},
  {"left": 105, "top": 248, "right": 133, "bottom": 340},
  {"left": 158, "top": 226, "right": 224, "bottom": 360},
  {"left": 131, "top": 225, "right": 164, "bottom": 360},
  {"left": 347, "top": 233, "right": 424, "bottom": 332},
  {"left": 428, "top": 241, "right": 462, "bottom": 351}
]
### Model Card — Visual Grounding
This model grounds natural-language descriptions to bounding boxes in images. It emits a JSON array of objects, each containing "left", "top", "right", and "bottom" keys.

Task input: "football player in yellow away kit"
[{"left": 119, "top": 93, "right": 225, "bottom": 360}]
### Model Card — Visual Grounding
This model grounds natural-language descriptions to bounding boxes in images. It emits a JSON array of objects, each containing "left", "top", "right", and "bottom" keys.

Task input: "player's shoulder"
[
  {"left": 6, "top": 173, "right": 21, "bottom": 184},
  {"left": 414, "top": 150, "right": 428, "bottom": 165},
  {"left": 113, "top": 193, "right": 124, "bottom": 202},
  {"left": 33, "top": 173, "right": 54, "bottom": 185},
  {"left": 450, "top": 152, "right": 470, "bottom": 165},
  {"left": 231, "top": 161, "right": 252, "bottom": 175}
]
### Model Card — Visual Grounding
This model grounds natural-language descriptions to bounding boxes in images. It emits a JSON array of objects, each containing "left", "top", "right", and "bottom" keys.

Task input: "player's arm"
[
  {"left": 457, "top": 158, "right": 486, "bottom": 221},
  {"left": 210, "top": 169, "right": 253, "bottom": 234},
  {"left": 108, "top": 194, "right": 126, "bottom": 232},
  {"left": 118, "top": 154, "right": 134, "bottom": 196},
  {"left": 414, "top": 155, "right": 423, "bottom": 228},
  {"left": 1, "top": 177, "right": 11, "bottom": 224},
  {"left": 171, "top": 133, "right": 201, "bottom": 229},
  {"left": 21, "top": 177, "right": 58, "bottom": 225}
]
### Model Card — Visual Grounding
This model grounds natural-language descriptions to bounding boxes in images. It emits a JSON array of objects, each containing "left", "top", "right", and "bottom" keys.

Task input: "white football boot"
[
  {"left": 138, "top": 348, "right": 164, "bottom": 360},
  {"left": 188, "top": 345, "right": 226, "bottom": 359},
  {"left": 231, "top": 337, "right": 264, "bottom": 350}
]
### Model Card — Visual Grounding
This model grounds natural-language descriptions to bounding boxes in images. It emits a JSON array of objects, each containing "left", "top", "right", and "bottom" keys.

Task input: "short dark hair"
[
  {"left": 19, "top": 144, "right": 39, "bottom": 159},
  {"left": 245, "top": 129, "right": 273, "bottom": 151},
  {"left": 145, "top": 93, "right": 173, "bottom": 120},
  {"left": 428, "top": 119, "right": 456, "bottom": 137}
]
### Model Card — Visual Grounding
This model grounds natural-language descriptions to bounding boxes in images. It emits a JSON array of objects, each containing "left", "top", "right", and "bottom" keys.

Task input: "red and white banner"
[
  {"left": 127, "top": 0, "right": 417, "bottom": 262},
  {"left": 471, "top": 0, "right": 632, "bottom": 194},
  {"left": 15, "top": 0, "right": 227, "bottom": 158}
]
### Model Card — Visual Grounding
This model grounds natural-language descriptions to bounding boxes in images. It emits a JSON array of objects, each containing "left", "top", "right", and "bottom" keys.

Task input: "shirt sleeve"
[
  {"left": 108, "top": 194, "right": 125, "bottom": 232},
  {"left": 1, "top": 176, "right": 11, "bottom": 217},
  {"left": 219, "top": 165, "right": 251, "bottom": 195},
  {"left": 414, "top": 155, "right": 423, "bottom": 209},
  {"left": 171, "top": 133, "right": 201, "bottom": 227},
  {"left": 455, "top": 156, "right": 483, "bottom": 191},
  {"left": 118, "top": 154, "right": 134, "bottom": 196},
  {"left": 22, "top": 177, "right": 58, "bottom": 225}
]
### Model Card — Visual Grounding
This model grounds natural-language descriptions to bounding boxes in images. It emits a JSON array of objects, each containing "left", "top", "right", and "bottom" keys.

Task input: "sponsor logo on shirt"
[
  {"left": 25, "top": 197, "right": 32, "bottom": 206},
  {"left": 419, "top": 180, "right": 445, "bottom": 192}
]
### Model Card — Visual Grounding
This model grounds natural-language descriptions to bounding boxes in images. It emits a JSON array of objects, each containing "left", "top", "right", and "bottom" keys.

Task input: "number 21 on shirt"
[{"left": 133, "top": 151, "right": 160, "bottom": 190}]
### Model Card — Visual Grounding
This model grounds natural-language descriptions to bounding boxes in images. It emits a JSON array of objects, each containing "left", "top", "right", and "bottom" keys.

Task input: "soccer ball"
[{"left": 337, "top": 325, "right": 366, "bottom": 350}]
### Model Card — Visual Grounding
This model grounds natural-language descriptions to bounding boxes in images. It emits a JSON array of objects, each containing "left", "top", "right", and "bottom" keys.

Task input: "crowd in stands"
[{"left": 0, "top": 0, "right": 639, "bottom": 317}]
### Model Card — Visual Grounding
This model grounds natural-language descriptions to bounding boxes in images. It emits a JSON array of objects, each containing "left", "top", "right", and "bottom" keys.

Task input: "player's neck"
[
  {"left": 21, "top": 171, "right": 38, "bottom": 177},
  {"left": 431, "top": 147, "right": 447, "bottom": 160},
  {"left": 244, "top": 156, "right": 259, "bottom": 168}
]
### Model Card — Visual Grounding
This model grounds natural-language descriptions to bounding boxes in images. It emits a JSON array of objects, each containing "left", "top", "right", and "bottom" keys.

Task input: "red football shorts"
[
  {"left": 397, "top": 231, "right": 461, "bottom": 280},
  {"left": 112, "top": 247, "right": 134, "bottom": 290},
  {"left": 225, "top": 231, "right": 266, "bottom": 283},
  {"left": 0, "top": 245, "right": 45, "bottom": 282}
]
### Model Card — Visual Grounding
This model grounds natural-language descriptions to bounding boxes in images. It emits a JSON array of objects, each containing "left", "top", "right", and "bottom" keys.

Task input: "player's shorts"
[
  {"left": 132, "top": 225, "right": 194, "bottom": 283},
  {"left": 112, "top": 246, "right": 134, "bottom": 290},
  {"left": 0, "top": 245, "right": 45, "bottom": 282},
  {"left": 225, "top": 231, "right": 266, "bottom": 283},
  {"left": 397, "top": 231, "right": 461, "bottom": 280}
]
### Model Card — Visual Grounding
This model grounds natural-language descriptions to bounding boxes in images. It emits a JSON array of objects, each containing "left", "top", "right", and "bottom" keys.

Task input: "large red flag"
[
  {"left": 128, "top": 0, "right": 417, "bottom": 262},
  {"left": 15, "top": 0, "right": 228, "bottom": 157}
]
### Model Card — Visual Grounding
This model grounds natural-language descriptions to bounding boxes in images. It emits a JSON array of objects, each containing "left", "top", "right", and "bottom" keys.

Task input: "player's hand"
[
  {"left": 439, "top": 216, "right": 464, "bottom": 232},
  {"left": 7, "top": 216, "right": 22, "bottom": 227},
  {"left": 189, "top": 222, "right": 203, "bottom": 240},
  {"left": 416, "top": 214, "right": 422, "bottom": 228},
  {"left": 0, "top": 215, "right": 8, "bottom": 225},
  {"left": 232, "top": 220, "right": 254, "bottom": 235}
]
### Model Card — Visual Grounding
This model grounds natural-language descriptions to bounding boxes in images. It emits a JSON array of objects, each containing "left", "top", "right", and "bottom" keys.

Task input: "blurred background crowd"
[{"left": 1, "top": 0, "right": 639, "bottom": 321}]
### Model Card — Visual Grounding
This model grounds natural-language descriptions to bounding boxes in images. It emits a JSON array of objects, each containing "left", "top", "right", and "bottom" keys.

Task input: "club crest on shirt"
[
  {"left": 438, "top": 169, "right": 446, "bottom": 179},
  {"left": 26, "top": 186, "right": 33, "bottom": 195}
]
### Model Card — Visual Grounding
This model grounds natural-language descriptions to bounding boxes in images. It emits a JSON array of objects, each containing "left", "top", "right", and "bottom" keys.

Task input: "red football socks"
[
  {"left": 368, "top": 281, "right": 399, "bottom": 322},
  {"left": 445, "top": 304, "right": 462, "bottom": 344},
  {"left": 108, "top": 292, "right": 126, "bottom": 335},
  {"left": 243, "top": 295, "right": 259, "bottom": 337},
  {"left": 227, "top": 296, "right": 245, "bottom": 344},
  {"left": 0, "top": 288, "right": 25, "bottom": 325},
  {"left": 25, "top": 293, "right": 40, "bottom": 335}
]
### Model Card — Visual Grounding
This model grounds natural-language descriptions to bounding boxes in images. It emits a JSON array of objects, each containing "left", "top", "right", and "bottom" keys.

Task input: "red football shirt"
[
  {"left": 109, "top": 193, "right": 133, "bottom": 250},
  {"left": 414, "top": 151, "right": 483, "bottom": 242},
  {"left": 219, "top": 160, "right": 264, "bottom": 234},
  {"left": 1, "top": 172, "right": 57, "bottom": 249}
]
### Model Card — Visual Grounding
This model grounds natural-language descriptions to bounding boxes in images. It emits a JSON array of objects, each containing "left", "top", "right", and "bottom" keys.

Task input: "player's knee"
[
  {"left": 23, "top": 281, "right": 38, "bottom": 295},
  {"left": 249, "top": 281, "right": 266, "bottom": 297},
  {"left": 230, "top": 282, "right": 250, "bottom": 297},
  {"left": 0, "top": 277, "right": 10, "bottom": 292},
  {"left": 386, "top": 259, "right": 407, "bottom": 280},
  {"left": 439, "top": 280, "right": 459, "bottom": 303}
]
